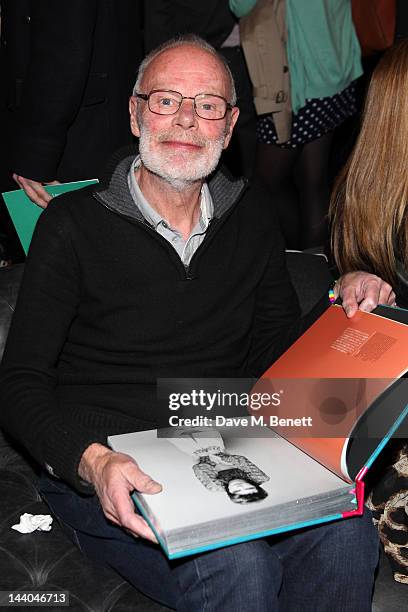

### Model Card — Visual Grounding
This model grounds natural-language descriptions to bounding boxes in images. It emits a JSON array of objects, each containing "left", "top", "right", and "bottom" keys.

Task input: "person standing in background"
[
  {"left": 232, "top": 0, "right": 362, "bottom": 250},
  {"left": 1, "top": 0, "right": 143, "bottom": 210}
]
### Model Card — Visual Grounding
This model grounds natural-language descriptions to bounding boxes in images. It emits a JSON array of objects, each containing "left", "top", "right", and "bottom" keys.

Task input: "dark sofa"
[{"left": 0, "top": 259, "right": 406, "bottom": 611}]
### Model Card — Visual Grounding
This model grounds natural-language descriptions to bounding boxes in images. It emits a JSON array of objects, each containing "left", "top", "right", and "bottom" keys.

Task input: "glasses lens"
[
  {"left": 149, "top": 91, "right": 182, "bottom": 114},
  {"left": 195, "top": 94, "right": 227, "bottom": 119}
]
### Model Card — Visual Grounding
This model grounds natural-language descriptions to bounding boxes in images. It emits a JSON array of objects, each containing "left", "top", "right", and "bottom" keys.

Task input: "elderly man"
[{"left": 0, "top": 35, "right": 392, "bottom": 611}]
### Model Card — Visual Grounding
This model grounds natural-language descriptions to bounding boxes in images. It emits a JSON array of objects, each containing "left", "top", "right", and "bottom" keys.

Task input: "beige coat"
[{"left": 240, "top": 0, "right": 292, "bottom": 143}]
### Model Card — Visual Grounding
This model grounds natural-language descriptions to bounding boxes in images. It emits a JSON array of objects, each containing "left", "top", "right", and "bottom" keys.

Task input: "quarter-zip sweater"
[{"left": 0, "top": 151, "right": 329, "bottom": 492}]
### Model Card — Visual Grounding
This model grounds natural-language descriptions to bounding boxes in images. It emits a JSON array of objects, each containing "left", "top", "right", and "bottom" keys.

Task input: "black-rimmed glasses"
[{"left": 135, "top": 90, "right": 232, "bottom": 120}]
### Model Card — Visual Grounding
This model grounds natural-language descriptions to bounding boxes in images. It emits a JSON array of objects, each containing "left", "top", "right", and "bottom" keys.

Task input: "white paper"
[{"left": 12, "top": 513, "right": 53, "bottom": 533}]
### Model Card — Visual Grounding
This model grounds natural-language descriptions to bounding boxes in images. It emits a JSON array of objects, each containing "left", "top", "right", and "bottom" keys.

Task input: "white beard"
[{"left": 138, "top": 123, "right": 226, "bottom": 191}]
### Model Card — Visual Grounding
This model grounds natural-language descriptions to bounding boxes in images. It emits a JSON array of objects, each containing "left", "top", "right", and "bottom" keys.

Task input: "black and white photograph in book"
[{"left": 164, "top": 427, "right": 270, "bottom": 503}]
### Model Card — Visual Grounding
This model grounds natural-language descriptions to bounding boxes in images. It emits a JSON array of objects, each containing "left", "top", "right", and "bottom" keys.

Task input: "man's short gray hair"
[{"left": 132, "top": 34, "right": 237, "bottom": 106}]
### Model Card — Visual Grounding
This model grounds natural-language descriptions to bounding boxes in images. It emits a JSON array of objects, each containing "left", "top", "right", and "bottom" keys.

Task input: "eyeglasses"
[{"left": 135, "top": 90, "right": 233, "bottom": 120}]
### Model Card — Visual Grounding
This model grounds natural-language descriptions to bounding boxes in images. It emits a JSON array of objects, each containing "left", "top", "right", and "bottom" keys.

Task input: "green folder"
[{"left": 2, "top": 179, "right": 98, "bottom": 254}]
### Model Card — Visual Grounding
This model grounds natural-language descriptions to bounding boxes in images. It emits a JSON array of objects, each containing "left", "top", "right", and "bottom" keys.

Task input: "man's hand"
[
  {"left": 13, "top": 174, "right": 60, "bottom": 208},
  {"left": 335, "top": 271, "right": 396, "bottom": 318},
  {"left": 78, "top": 442, "right": 162, "bottom": 542}
]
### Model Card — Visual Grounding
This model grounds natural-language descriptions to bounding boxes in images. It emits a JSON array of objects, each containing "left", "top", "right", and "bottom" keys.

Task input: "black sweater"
[{"left": 0, "top": 153, "right": 329, "bottom": 492}]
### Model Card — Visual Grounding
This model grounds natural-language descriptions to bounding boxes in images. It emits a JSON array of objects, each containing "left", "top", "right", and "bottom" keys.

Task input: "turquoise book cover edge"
[{"left": 130, "top": 491, "right": 351, "bottom": 560}]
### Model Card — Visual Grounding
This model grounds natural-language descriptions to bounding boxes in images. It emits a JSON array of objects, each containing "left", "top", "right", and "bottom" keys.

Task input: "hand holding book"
[
  {"left": 108, "top": 305, "right": 408, "bottom": 559},
  {"left": 333, "top": 271, "right": 396, "bottom": 318},
  {"left": 78, "top": 442, "right": 162, "bottom": 543}
]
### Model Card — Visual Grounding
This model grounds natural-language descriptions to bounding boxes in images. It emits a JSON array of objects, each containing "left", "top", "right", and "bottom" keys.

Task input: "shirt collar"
[{"left": 127, "top": 155, "right": 213, "bottom": 231}]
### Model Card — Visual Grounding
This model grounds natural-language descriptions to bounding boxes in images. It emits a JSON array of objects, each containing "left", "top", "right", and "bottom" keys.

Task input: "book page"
[
  {"left": 251, "top": 305, "right": 408, "bottom": 479},
  {"left": 109, "top": 429, "right": 351, "bottom": 535}
]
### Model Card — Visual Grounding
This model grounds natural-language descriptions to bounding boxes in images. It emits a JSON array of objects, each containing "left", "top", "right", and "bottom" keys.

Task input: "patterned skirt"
[{"left": 257, "top": 81, "right": 358, "bottom": 148}]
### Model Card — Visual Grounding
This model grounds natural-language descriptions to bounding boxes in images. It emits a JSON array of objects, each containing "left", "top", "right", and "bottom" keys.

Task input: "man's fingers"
[
  {"left": 123, "top": 514, "right": 158, "bottom": 543},
  {"left": 93, "top": 453, "right": 162, "bottom": 543},
  {"left": 132, "top": 469, "right": 162, "bottom": 494},
  {"left": 116, "top": 454, "right": 162, "bottom": 495},
  {"left": 104, "top": 485, "right": 158, "bottom": 542}
]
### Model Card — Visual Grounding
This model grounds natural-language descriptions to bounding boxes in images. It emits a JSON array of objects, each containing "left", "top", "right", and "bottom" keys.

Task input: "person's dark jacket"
[
  {"left": 1, "top": 0, "right": 142, "bottom": 182},
  {"left": 0, "top": 151, "right": 330, "bottom": 493},
  {"left": 144, "top": 0, "right": 235, "bottom": 52}
]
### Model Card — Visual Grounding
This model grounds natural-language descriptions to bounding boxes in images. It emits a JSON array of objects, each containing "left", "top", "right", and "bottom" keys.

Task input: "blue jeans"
[{"left": 39, "top": 474, "right": 379, "bottom": 612}]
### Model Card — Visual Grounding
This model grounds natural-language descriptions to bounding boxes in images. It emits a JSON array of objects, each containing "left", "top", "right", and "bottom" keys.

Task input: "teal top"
[
  {"left": 230, "top": 0, "right": 363, "bottom": 113},
  {"left": 286, "top": 0, "right": 362, "bottom": 113},
  {"left": 229, "top": 0, "right": 257, "bottom": 18}
]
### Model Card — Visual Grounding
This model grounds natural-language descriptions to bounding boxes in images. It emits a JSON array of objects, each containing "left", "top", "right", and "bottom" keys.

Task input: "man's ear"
[
  {"left": 129, "top": 96, "right": 141, "bottom": 138},
  {"left": 223, "top": 107, "right": 240, "bottom": 150}
]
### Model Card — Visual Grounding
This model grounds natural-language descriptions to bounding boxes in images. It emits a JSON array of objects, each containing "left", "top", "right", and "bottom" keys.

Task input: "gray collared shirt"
[{"left": 128, "top": 156, "right": 213, "bottom": 266}]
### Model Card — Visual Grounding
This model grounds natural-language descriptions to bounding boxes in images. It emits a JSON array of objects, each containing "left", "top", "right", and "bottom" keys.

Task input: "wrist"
[
  {"left": 78, "top": 442, "right": 112, "bottom": 484},
  {"left": 329, "top": 279, "right": 339, "bottom": 303}
]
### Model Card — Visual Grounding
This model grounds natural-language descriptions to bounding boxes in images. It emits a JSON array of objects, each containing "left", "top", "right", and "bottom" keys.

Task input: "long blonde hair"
[{"left": 329, "top": 40, "right": 408, "bottom": 286}]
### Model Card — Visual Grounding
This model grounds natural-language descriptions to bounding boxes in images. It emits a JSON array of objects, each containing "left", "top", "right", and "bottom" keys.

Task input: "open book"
[{"left": 108, "top": 305, "right": 408, "bottom": 559}]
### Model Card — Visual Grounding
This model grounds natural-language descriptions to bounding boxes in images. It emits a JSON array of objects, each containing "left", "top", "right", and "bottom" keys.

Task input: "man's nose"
[{"left": 172, "top": 98, "right": 198, "bottom": 128}]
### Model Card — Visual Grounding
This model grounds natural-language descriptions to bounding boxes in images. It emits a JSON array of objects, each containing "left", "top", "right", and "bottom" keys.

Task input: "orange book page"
[{"left": 251, "top": 305, "right": 408, "bottom": 480}]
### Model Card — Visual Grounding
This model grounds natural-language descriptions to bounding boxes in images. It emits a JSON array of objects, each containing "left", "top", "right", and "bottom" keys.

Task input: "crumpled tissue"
[{"left": 12, "top": 513, "right": 53, "bottom": 533}]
